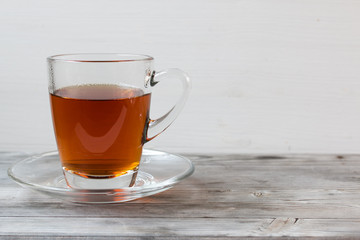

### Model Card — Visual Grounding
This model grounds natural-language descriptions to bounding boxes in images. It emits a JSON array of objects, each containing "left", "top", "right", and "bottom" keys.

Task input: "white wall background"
[{"left": 1, "top": 0, "right": 360, "bottom": 154}]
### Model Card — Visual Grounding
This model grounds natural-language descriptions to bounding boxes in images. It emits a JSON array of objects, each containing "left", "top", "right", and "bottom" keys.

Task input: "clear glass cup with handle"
[{"left": 47, "top": 53, "right": 190, "bottom": 189}]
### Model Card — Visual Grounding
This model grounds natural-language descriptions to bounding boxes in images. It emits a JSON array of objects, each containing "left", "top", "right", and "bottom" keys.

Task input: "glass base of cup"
[{"left": 63, "top": 168, "right": 138, "bottom": 189}]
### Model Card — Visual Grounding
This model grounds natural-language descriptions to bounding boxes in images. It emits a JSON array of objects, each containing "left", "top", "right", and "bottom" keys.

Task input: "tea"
[{"left": 50, "top": 84, "right": 151, "bottom": 178}]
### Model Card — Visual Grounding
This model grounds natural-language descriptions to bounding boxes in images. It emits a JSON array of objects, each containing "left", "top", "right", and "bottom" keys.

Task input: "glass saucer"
[{"left": 8, "top": 149, "right": 194, "bottom": 204}]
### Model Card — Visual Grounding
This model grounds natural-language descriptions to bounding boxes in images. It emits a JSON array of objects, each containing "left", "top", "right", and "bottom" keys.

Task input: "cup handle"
[{"left": 145, "top": 68, "right": 191, "bottom": 142}]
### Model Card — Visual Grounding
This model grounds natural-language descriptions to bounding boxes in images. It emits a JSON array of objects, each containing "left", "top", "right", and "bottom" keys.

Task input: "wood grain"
[
  {"left": 1, "top": 0, "right": 360, "bottom": 154},
  {"left": 2, "top": 152, "right": 360, "bottom": 238}
]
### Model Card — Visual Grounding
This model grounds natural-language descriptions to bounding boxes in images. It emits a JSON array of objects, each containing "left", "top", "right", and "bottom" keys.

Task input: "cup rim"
[{"left": 47, "top": 53, "right": 154, "bottom": 63}]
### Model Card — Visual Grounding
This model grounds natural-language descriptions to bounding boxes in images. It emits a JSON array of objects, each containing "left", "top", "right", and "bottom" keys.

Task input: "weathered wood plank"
[
  {"left": 2, "top": 188, "right": 360, "bottom": 219},
  {"left": 0, "top": 237, "right": 358, "bottom": 240},
  {"left": 2, "top": 152, "right": 360, "bottom": 238},
  {"left": 1, "top": 217, "right": 360, "bottom": 237},
  {"left": 0, "top": 237, "right": 298, "bottom": 240}
]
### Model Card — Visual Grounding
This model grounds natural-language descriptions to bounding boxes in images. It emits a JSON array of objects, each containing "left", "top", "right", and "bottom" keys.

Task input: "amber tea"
[{"left": 50, "top": 84, "right": 151, "bottom": 178}]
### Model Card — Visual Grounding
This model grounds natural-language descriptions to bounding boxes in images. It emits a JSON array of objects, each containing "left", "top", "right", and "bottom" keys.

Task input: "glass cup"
[{"left": 47, "top": 53, "right": 190, "bottom": 189}]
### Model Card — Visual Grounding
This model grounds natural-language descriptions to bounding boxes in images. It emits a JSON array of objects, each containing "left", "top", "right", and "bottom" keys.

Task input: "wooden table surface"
[{"left": 1, "top": 152, "right": 360, "bottom": 239}]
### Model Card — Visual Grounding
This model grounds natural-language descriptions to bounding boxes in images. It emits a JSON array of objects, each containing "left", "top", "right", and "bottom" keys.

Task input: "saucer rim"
[{"left": 8, "top": 149, "right": 195, "bottom": 195}]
